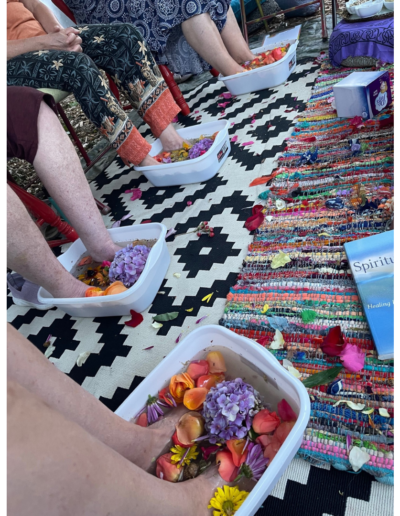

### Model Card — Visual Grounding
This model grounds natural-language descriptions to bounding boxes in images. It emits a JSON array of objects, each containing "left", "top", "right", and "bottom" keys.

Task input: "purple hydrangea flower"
[
  {"left": 201, "top": 378, "right": 264, "bottom": 444},
  {"left": 109, "top": 244, "right": 150, "bottom": 287},
  {"left": 188, "top": 138, "right": 214, "bottom": 159}
]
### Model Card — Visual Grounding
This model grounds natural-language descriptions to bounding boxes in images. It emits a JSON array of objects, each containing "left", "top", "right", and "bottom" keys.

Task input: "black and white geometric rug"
[{"left": 7, "top": 58, "right": 393, "bottom": 515}]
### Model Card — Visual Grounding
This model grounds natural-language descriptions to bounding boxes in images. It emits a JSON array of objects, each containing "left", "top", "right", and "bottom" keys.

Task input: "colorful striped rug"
[{"left": 220, "top": 58, "right": 394, "bottom": 484}]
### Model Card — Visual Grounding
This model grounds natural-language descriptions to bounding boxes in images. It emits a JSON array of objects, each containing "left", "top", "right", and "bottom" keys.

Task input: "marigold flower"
[{"left": 169, "top": 373, "right": 195, "bottom": 403}]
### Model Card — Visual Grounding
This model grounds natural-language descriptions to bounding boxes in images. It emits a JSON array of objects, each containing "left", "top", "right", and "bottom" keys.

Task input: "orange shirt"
[{"left": 7, "top": 0, "right": 46, "bottom": 41}]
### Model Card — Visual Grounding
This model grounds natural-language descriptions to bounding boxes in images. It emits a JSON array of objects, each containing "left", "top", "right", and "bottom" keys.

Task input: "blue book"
[{"left": 344, "top": 231, "right": 394, "bottom": 360}]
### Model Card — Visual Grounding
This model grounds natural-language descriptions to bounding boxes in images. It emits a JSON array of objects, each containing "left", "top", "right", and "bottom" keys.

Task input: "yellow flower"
[
  {"left": 170, "top": 444, "right": 199, "bottom": 468},
  {"left": 208, "top": 485, "right": 249, "bottom": 516}
]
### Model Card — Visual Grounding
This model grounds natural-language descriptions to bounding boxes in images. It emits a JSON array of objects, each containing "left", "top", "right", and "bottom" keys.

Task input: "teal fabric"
[{"left": 231, "top": 0, "right": 267, "bottom": 21}]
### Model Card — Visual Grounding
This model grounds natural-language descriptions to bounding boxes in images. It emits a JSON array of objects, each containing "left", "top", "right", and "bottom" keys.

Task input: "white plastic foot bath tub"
[
  {"left": 115, "top": 325, "right": 310, "bottom": 515},
  {"left": 38, "top": 223, "right": 170, "bottom": 317},
  {"left": 134, "top": 120, "right": 230, "bottom": 187}
]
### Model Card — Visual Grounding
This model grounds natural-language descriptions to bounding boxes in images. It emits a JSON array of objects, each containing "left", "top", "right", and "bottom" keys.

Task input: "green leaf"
[
  {"left": 302, "top": 366, "right": 343, "bottom": 388},
  {"left": 301, "top": 309, "right": 317, "bottom": 323},
  {"left": 153, "top": 311, "right": 179, "bottom": 322}
]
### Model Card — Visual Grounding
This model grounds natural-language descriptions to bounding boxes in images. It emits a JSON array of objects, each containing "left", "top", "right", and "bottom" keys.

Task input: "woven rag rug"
[
  {"left": 220, "top": 58, "right": 394, "bottom": 486},
  {"left": 7, "top": 57, "right": 394, "bottom": 516}
]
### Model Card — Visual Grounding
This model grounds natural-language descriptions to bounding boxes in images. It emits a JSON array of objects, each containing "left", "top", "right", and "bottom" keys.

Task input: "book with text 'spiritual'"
[{"left": 344, "top": 230, "right": 394, "bottom": 360}]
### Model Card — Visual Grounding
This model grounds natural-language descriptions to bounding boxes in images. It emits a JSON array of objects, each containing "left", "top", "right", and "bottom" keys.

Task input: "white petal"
[
  {"left": 270, "top": 329, "right": 285, "bottom": 349},
  {"left": 76, "top": 351, "right": 91, "bottom": 367},
  {"left": 282, "top": 358, "right": 293, "bottom": 369},
  {"left": 362, "top": 408, "right": 374, "bottom": 415},
  {"left": 44, "top": 344, "right": 56, "bottom": 358},
  {"left": 347, "top": 401, "right": 365, "bottom": 411},
  {"left": 349, "top": 447, "right": 370, "bottom": 472},
  {"left": 379, "top": 408, "right": 390, "bottom": 418},
  {"left": 288, "top": 366, "right": 302, "bottom": 379},
  {"left": 152, "top": 321, "right": 163, "bottom": 329},
  {"left": 266, "top": 216, "right": 273, "bottom": 222},
  {"left": 173, "top": 273, "right": 181, "bottom": 278}
]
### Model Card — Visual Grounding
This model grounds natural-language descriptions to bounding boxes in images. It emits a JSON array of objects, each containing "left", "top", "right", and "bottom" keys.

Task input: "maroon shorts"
[{"left": 7, "top": 86, "right": 57, "bottom": 164}]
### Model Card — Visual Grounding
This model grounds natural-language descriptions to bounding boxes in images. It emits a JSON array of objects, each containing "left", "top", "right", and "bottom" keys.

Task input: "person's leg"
[
  {"left": 7, "top": 380, "right": 218, "bottom": 516},
  {"left": 7, "top": 49, "right": 153, "bottom": 167},
  {"left": 220, "top": 6, "right": 255, "bottom": 64},
  {"left": 7, "top": 323, "right": 182, "bottom": 470},
  {"left": 181, "top": 13, "right": 245, "bottom": 77},
  {"left": 33, "top": 100, "right": 119, "bottom": 262},
  {"left": 77, "top": 23, "right": 184, "bottom": 155},
  {"left": 7, "top": 185, "right": 88, "bottom": 298}
]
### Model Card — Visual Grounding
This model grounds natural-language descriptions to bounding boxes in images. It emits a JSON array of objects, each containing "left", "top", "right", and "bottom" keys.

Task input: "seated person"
[
  {"left": 63, "top": 0, "right": 256, "bottom": 78},
  {"left": 7, "top": 0, "right": 185, "bottom": 168},
  {"left": 8, "top": 323, "right": 223, "bottom": 515},
  {"left": 7, "top": 86, "right": 121, "bottom": 303}
]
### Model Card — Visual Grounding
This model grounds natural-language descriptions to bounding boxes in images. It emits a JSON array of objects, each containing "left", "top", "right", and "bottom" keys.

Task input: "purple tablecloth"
[{"left": 329, "top": 18, "right": 394, "bottom": 67}]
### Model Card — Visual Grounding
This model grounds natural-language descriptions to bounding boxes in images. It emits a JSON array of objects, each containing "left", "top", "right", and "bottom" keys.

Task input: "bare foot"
[
  {"left": 159, "top": 125, "right": 185, "bottom": 152},
  {"left": 135, "top": 405, "right": 189, "bottom": 471},
  {"left": 51, "top": 277, "right": 89, "bottom": 299},
  {"left": 138, "top": 154, "right": 161, "bottom": 167},
  {"left": 88, "top": 243, "right": 123, "bottom": 263}
]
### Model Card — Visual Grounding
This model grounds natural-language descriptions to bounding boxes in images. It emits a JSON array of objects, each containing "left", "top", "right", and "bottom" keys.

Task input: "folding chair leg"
[
  {"left": 320, "top": 0, "right": 328, "bottom": 40},
  {"left": 8, "top": 181, "right": 79, "bottom": 243},
  {"left": 158, "top": 65, "right": 190, "bottom": 116}
]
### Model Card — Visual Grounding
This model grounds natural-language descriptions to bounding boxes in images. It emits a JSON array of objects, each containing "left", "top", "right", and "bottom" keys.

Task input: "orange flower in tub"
[
  {"left": 169, "top": 373, "right": 195, "bottom": 403},
  {"left": 183, "top": 387, "right": 208, "bottom": 410},
  {"left": 103, "top": 281, "right": 128, "bottom": 296},
  {"left": 85, "top": 287, "right": 104, "bottom": 297}
]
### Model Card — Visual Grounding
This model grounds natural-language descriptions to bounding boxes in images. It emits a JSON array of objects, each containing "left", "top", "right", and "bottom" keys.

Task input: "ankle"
[
  {"left": 88, "top": 242, "right": 122, "bottom": 263},
  {"left": 159, "top": 126, "right": 184, "bottom": 152}
]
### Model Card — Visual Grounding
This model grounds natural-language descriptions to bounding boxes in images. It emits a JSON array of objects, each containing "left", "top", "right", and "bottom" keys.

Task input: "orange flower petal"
[
  {"left": 103, "top": 281, "right": 128, "bottom": 296},
  {"left": 206, "top": 351, "right": 227, "bottom": 373},
  {"left": 183, "top": 387, "right": 208, "bottom": 410},
  {"left": 169, "top": 373, "right": 195, "bottom": 403}
]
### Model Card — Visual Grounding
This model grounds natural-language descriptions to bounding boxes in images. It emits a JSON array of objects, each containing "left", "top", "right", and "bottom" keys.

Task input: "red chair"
[{"left": 7, "top": 174, "right": 79, "bottom": 248}]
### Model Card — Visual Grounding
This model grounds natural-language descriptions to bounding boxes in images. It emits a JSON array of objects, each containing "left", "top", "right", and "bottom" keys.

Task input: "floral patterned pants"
[{"left": 7, "top": 23, "right": 180, "bottom": 164}]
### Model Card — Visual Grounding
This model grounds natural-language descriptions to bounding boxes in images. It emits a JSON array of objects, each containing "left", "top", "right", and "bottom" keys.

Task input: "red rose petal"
[
  {"left": 321, "top": 326, "right": 345, "bottom": 356},
  {"left": 125, "top": 309, "right": 144, "bottom": 328}
]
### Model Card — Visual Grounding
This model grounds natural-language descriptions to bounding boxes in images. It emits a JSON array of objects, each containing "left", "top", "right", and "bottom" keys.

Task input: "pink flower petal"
[
  {"left": 127, "top": 188, "right": 142, "bottom": 201},
  {"left": 195, "top": 110, "right": 199, "bottom": 113},
  {"left": 112, "top": 220, "right": 121, "bottom": 228},
  {"left": 218, "top": 102, "right": 230, "bottom": 108},
  {"left": 172, "top": 116, "right": 178, "bottom": 123},
  {"left": 143, "top": 346, "right": 154, "bottom": 350},
  {"left": 230, "top": 122, "right": 235, "bottom": 126},
  {"left": 231, "top": 135, "right": 238, "bottom": 142},
  {"left": 175, "top": 333, "right": 183, "bottom": 344},
  {"left": 242, "top": 141, "right": 254, "bottom": 147},
  {"left": 339, "top": 343, "right": 365, "bottom": 373},
  {"left": 187, "top": 201, "right": 193, "bottom": 206},
  {"left": 196, "top": 315, "right": 209, "bottom": 324},
  {"left": 219, "top": 92, "right": 232, "bottom": 99},
  {"left": 165, "top": 228, "right": 177, "bottom": 239},
  {"left": 277, "top": 399, "right": 297, "bottom": 422}
]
